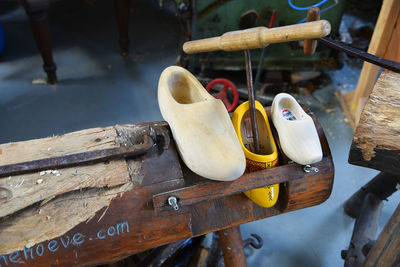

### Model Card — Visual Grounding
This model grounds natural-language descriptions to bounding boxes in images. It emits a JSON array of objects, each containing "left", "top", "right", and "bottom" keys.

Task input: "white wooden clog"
[
  {"left": 158, "top": 66, "right": 246, "bottom": 181},
  {"left": 271, "top": 93, "right": 322, "bottom": 165}
]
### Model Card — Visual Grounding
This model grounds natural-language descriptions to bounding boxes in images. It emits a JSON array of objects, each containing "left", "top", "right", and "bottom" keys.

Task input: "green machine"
[{"left": 185, "top": 0, "right": 346, "bottom": 71}]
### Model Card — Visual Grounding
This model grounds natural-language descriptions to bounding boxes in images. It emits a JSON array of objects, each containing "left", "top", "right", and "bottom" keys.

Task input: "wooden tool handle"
[
  {"left": 183, "top": 20, "right": 331, "bottom": 54},
  {"left": 304, "top": 7, "right": 321, "bottom": 55}
]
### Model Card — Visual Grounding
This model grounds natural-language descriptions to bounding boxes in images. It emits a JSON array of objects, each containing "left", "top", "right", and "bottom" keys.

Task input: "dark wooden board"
[{"left": 0, "top": 108, "right": 334, "bottom": 266}]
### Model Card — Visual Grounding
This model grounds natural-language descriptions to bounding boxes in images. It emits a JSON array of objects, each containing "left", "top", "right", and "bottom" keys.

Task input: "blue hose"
[
  {"left": 288, "top": 0, "right": 329, "bottom": 11},
  {"left": 289, "top": 0, "right": 339, "bottom": 23}
]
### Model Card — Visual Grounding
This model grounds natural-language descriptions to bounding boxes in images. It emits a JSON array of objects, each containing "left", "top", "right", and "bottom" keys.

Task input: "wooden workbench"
[
  {"left": 0, "top": 107, "right": 334, "bottom": 266},
  {"left": 344, "top": 70, "right": 400, "bottom": 267}
]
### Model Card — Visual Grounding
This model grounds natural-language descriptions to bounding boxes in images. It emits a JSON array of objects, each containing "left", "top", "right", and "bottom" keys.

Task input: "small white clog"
[
  {"left": 271, "top": 93, "right": 322, "bottom": 165},
  {"left": 158, "top": 66, "right": 246, "bottom": 181}
]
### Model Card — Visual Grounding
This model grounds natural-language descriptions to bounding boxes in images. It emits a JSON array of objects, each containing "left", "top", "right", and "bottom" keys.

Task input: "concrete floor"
[{"left": 0, "top": 1, "right": 399, "bottom": 266}]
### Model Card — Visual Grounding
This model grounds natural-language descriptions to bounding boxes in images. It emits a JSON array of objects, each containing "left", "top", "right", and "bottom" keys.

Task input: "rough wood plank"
[
  {"left": 0, "top": 160, "right": 129, "bottom": 218},
  {"left": 383, "top": 13, "right": 400, "bottom": 62},
  {"left": 116, "top": 122, "right": 183, "bottom": 187},
  {"left": 0, "top": 182, "right": 133, "bottom": 255},
  {"left": 0, "top": 125, "right": 138, "bottom": 219},
  {"left": 349, "top": 70, "right": 400, "bottom": 174},
  {"left": 0, "top": 122, "right": 185, "bottom": 260},
  {"left": 0, "top": 127, "right": 119, "bottom": 166},
  {"left": 363, "top": 203, "right": 400, "bottom": 267}
]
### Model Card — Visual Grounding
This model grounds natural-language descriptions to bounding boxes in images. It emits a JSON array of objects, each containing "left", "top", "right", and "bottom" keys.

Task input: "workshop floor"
[{"left": 0, "top": 1, "right": 398, "bottom": 266}]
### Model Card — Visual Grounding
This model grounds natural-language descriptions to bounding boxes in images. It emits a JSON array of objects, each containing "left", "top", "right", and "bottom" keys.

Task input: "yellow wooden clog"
[{"left": 231, "top": 100, "right": 279, "bottom": 208}]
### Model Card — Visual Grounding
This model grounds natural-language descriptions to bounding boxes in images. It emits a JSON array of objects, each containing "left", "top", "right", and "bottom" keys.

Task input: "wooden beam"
[
  {"left": 340, "top": 0, "right": 400, "bottom": 126},
  {"left": 349, "top": 70, "right": 400, "bottom": 175},
  {"left": 153, "top": 157, "right": 332, "bottom": 211},
  {"left": 0, "top": 126, "right": 130, "bottom": 218},
  {"left": 363, "top": 203, "right": 400, "bottom": 267},
  {"left": 383, "top": 14, "right": 400, "bottom": 62}
]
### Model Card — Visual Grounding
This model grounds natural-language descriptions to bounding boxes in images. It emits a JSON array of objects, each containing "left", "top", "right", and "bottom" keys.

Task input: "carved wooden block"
[{"left": 0, "top": 108, "right": 333, "bottom": 266}]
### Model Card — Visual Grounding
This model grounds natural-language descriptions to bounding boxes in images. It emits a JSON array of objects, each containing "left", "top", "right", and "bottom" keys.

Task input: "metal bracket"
[
  {"left": 168, "top": 196, "right": 179, "bottom": 211},
  {"left": 303, "top": 164, "right": 319, "bottom": 173}
]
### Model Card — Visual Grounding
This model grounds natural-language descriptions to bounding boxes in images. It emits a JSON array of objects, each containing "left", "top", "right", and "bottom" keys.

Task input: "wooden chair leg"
[
  {"left": 218, "top": 226, "right": 247, "bottom": 267},
  {"left": 20, "top": 1, "right": 57, "bottom": 84},
  {"left": 114, "top": 0, "right": 130, "bottom": 57}
]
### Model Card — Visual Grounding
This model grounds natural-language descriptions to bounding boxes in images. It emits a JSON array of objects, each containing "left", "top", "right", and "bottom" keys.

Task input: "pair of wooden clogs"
[{"left": 158, "top": 66, "right": 322, "bottom": 207}]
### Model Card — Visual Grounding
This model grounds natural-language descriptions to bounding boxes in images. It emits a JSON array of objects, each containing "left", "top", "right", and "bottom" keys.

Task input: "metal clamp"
[
  {"left": 303, "top": 164, "right": 319, "bottom": 173},
  {"left": 168, "top": 196, "right": 179, "bottom": 211}
]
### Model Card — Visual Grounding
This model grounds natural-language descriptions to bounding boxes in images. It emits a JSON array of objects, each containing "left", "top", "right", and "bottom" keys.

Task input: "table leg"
[
  {"left": 20, "top": 1, "right": 57, "bottom": 84},
  {"left": 114, "top": 0, "right": 130, "bottom": 57},
  {"left": 218, "top": 226, "right": 247, "bottom": 267}
]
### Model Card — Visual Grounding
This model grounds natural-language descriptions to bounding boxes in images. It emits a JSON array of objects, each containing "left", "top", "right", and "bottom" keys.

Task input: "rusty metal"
[
  {"left": 240, "top": 10, "right": 260, "bottom": 154},
  {"left": 244, "top": 50, "right": 260, "bottom": 154},
  {"left": 318, "top": 37, "right": 400, "bottom": 73},
  {"left": 198, "top": 0, "right": 233, "bottom": 19},
  {"left": 0, "top": 127, "right": 170, "bottom": 178},
  {"left": 151, "top": 126, "right": 170, "bottom": 150},
  {"left": 243, "top": 234, "right": 263, "bottom": 249},
  {"left": 254, "top": 9, "right": 277, "bottom": 90}
]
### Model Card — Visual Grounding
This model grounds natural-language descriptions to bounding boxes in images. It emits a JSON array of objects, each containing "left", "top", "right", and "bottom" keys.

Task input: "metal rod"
[
  {"left": 189, "top": 0, "right": 197, "bottom": 72},
  {"left": 254, "top": 10, "right": 277, "bottom": 90},
  {"left": 318, "top": 37, "right": 400, "bottom": 73},
  {"left": 0, "top": 135, "right": 154, "bottom": 178},
  {"left": 244, "top": 49, "right": 260, "bottom": 154}
]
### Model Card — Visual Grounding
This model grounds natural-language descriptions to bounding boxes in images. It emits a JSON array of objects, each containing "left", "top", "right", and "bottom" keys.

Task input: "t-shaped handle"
[{"left": 183, "top": 20, "right": 331, "bottom": 54}]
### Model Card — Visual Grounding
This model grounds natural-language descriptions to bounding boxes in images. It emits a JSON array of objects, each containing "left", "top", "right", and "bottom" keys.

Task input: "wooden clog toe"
[
  {"left": 158, "top": 66, "right": 246, "bottom": 181},
  {"left": 271, "top": 93, "right": 322, "bottom": 165}
]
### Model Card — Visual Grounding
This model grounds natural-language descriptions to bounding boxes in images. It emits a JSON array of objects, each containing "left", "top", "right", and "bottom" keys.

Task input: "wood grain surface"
[
  {"left": 0, "top": 109, "right": 333, "bottom": 266},
  {"left": 349, "top": 70, "right": 400, "bottom": 175},
  {"left": 183, "top": 20, "right": 330, "bottom": 53}
]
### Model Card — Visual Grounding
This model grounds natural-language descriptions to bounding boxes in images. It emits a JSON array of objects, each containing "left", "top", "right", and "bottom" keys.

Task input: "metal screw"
[
  {"left": 168, "top": 196, "right": 179, "bottom": 211},
  {"left": 303, "top": 164, "right": 319, "bottom": 173},
  {"left": 149, "top": 126, "right": 156, "bottom": 141}
]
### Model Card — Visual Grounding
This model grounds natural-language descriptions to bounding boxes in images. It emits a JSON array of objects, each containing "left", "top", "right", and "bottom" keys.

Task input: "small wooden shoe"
[
  {"left": 271, "top": 93, "right": 322, "bottom": 165},
  {"left": 231, "top": 100, "right": 279, "bottom": 208},
  {"left": 158, "top": 66, "right": 246, "bottom": 181}
]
